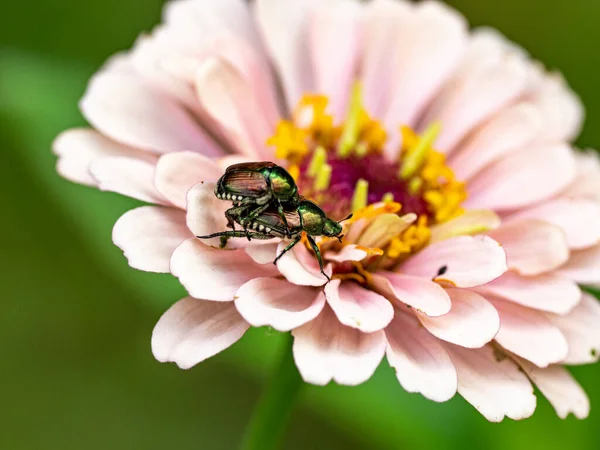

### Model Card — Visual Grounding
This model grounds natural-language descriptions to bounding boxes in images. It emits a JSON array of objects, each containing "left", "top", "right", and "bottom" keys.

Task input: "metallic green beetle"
[
  {"left": 215, "top": 162, "right": 301, "bottom": 236},
  {"left": 197, "top": 200, "right": 349, "bottom": 282}
]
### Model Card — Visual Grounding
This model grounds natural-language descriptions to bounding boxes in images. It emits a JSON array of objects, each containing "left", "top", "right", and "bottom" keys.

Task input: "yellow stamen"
[
  {"left": 355, "top": 142, "right": 369, "bottom": 157},
  {"left": 313, "top": 163, "right": 332, "bottom": 191},
  {"left": 307, "top": 146, "right": 327, "bottom": 177},
  {"left": 333, "top": 273, "right": 367, "bottom": 284},
  {"left": 381, "top": 192, "right": 394, "bottom": 203},
  {"left": 386, "top": 215, "right": 431, "bottom": 259},
  {"left": 338, "top": 83, "right": 363, "bottom": 158},
  {"left": 266, "top": 120, "right": 308, "bottom": 163},
  {"left": 408, "top": 177, "right": 423, "bottom": 195},
  {"left": 352, "top": 262, "right": 373, "bottom": 284},
  {"left": 399, "top": 122, "right": 441, "bottom": 180},
  {"left": 351, "top": 179, "right": 369, "bottom": 213}
]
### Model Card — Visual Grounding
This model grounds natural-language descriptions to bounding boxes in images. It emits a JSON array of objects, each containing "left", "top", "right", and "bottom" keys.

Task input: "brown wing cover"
[
  {"left": 256, "top": 207, "right": 302, "bottom": 232},
  {"left": 225, "top": 161, "right": 276, "bottom": 172},
  {"left": 219, "top": 170, "right": 269, "bottom": 197}
]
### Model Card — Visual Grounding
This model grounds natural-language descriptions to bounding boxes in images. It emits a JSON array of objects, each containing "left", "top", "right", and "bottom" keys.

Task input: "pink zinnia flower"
[{"left": 53, "top": 0, "right": 600, "bottom": 422}]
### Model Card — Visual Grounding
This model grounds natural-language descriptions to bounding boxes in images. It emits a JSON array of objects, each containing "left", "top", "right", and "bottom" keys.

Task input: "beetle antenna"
[
  {"left": 337, "top": 234, "right": 344, "bottom": 243},
  {"left": 339, "top": 213, "right": 353, "bottom": 223}
]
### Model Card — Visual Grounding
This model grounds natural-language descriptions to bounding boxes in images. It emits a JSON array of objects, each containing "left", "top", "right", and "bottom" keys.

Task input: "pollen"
[
  {"left": 351, "top": 179, "right": 369, "bottom": 213},
  {"left": 266, "top": 121, "right": 309, "bottom": 163},
  {"left": 387, "top": 215, "right": 431, "bottom": 259},
  {"left": 265, "top": 85, "right": 469, "bottom": 268}
]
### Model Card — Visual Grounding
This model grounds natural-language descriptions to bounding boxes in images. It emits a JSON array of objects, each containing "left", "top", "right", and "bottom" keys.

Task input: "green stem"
[{"left": 240, "top": 332, "right": 303, "bottom": 450}]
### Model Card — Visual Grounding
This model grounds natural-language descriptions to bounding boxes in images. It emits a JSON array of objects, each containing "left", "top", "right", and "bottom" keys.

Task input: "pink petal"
[
  {"left": 163, "top": 0, "right": 262, "bottom": 52},
  {"left": 195, "top": 57, "right": 275, "bottom": 158},
  {"left": 546, "top": 293, "right": 600, "bottom": 365},
  {"left": 324, "top": 280, "right": 393, "bottom": 333},
  {"left": 276, "top": 242, "right": 331, "bottom": 287},
  {"left": 186, "top": 182, "right": 274, "bottom": 250},
  {"left": 361, "top": 0, "right": 412, "bottom": 118},
  {"left": 112, "top": 206, "right": 192, "bottom": 273},
  {"left": 489, "top": 298, "right": 568, "bottom": 367},
  {"left": 90, "top": 157, "right": 168, "bottom": 204},
  {"left": 170, "top": 238, "right": 277, "bottom": 301},
  {"left": 419, "top": 33, "right": 532, "bottom": 153},
  {"left": 151, "top": 297, "right": 249, "bottom": 369},
  {"left": 155, "top": 152, "right": 221, "bottom": 209},
  {"left": 564, "top": 151, "right": 600, "bottom": 203},
  {"left": 309, "top": 1, "right": 362, "bottom": 118},
  {"left": 528, "top": 74, "right": 584, "bottom": 142},
  {"left": 449, "top": 103, "right": 542, "bottom": 181},
  {"left": 253, "top": 0, "right": 318, "bottom": 107},
  {"left": 400, "top": 235, "right": 507, "bottom": 288},
  {"left": 384, "top": 1, "right": 467, "bottom": 129},
  {"left": 505, "top": 198, "right": 600, "bottom": 250},
  {"left": 516, "top": 359, "right": 590, "bottom": 419},
  {"left": 464, "top": 144, "right": 577, "bottom": 211},
  {"left": 416, "top": 288, "right": 500, "bottom": 348},
  {"left": 245, "top": 243, "right": 279, "bottom": 264},
  {"left": 234, "top": 278, "right": 325, "bottom": 331},
  {"left": 430, "top": 209, "right": 500, "bottom": 243},
  {"left": 53, "top": 128, "right": 154, "bottom": 186},
  {"left": 371, "top": 273, "right": 451, "bottom": 317},
  {"left": 325, "top": 244, "right": 369, "bottom": 263},
  {"left": 80, "top": 71, "right": 221, "bottom": 155},
  {"left": 474, "top": 271, "right": 581, "bottom": 315},
  {"left": 445, "top": 344, "right": 536, "bottom": 422},
  {"left": 557, "top": 245, "right": 600, "bottom": 285},
  {"left": 292, "top": 305, "right": 386, "bottom": 386},
  {"left": 487, "top": 220, "right": 569, "bottom": 276},
  {"left": 385, "top": 311, "right": 457, "bottom": 402}
]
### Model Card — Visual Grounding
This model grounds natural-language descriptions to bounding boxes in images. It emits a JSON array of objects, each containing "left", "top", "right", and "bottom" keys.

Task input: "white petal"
[
  {"left": 505, "top": 198, "right": 600, "bottom": 250},
  {"left": 53, "top": 128, "right": 153, "bottom": 186},
  {"left": 371, "top": 273, "right": 451, "bottom": 317},
  {"left": 464, "top": 144, "right": 577, "bottom": 211},
  {"left": 474, "top": 271, "right": 581, "bottom": 315},
  {"left": 155, "top": 152, "right": 222, "bottom": 209},
  {"left": 152, "top": 297, "right": 249, "bottom": 369},
  {"left": 277, "top": 242, "right": 331, "bottom": 287},
  {"left": 170, "top": 238, "right": 277, "bottom": 301},
  {"left": 546, "top": 293, "right": 600, "bottom": 365},
  {"left": 234, "top": 278, "right": 325, "bottom": 331},
  {"left": 489, "top": 298, "right": 568, "bottom": 367},
  {"left": 385, "top": 311, "right": 457, "bottom": 402},
  {"left": 113, "top": 206, "right": 192, "bottom": 273},
  {"left": 400, "top": 235, "right": 507, "bottom": 288},
  {"left": 90, "top": 157, "right": 167, "bottom": 204},
  {"left": 516, "top": 357, "right": 589, "bottom": 419},
  {"left": 417, "top": 288, "right": 500, "bottom": 348},
  {"left": 81, "top": 71, "right": 220, "bottom": 155},
  {"left": 486, "top": 219, "right": 569, "bottom": 276},
  {"left": 445, "top": 344, "right": 537, "bottom": 422},
  {"left": 325, "top": 280, "right": 394, "bottom": 333},
  {"left": 292, "top": 305, "right": 386, "bottom": 386}
]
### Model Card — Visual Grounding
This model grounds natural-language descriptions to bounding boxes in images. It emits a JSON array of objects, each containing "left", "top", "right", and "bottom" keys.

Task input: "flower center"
[{"left": 266, "top": 84, "right": 468, "bottom": 266}]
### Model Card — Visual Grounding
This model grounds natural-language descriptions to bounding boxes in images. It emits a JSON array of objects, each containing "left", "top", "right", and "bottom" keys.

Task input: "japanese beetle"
[
  {"left": 215, "top": 162, "right": 301, "bottom": 236},
  {"left": 197, "top": 200, "right": 350, "bottom": 282}
]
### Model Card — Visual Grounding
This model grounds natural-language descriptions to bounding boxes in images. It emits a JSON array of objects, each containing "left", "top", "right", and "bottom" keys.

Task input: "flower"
[{"left": 53, "top": 0, "right": 600, "bottom": 422}]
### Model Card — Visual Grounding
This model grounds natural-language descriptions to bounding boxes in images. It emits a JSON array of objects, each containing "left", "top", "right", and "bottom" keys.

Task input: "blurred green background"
[{"left": 1, "top": 0, "right": 600, "bottom": 449}]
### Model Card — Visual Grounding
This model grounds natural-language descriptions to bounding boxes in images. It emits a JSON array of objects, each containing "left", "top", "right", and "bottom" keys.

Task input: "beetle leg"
[
  {"left": 197, "top": 230, "right": 275, "bottom": 248},
  {"left": 277, "top": 200, "right": 292, "bottom": 238},
  {"left": 306, "top": 235, "right": 330, "bottom": 282},
  {"left": 272, "top": 235, "right": 302, "bottom": 266}
]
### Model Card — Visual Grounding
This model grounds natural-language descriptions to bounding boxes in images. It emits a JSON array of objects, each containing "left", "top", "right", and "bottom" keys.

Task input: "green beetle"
[
  {"left": 215, "top": 162, "right": 301, "bottom": 236},
  {"left": 197, "top": 200, "right": 350, "bottom": 282}
]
